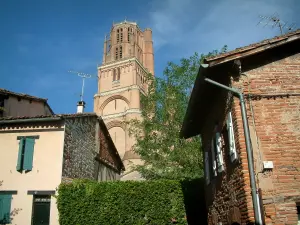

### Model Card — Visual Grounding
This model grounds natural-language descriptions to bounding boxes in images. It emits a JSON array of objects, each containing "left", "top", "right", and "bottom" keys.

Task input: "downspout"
[{"left": 204, "top": 77, "right": 263, "bottom": 225}]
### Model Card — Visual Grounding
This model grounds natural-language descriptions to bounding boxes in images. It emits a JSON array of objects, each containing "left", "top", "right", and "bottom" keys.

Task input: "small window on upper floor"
[
  {"left": 113, "top": 69, "right": 116, "bottom": 81},
  {"left": 117, "top": 29, "right": 120, "bottom": 43},
  {"left": 119, "top": 46, "right": 123, "bottom": 59},
  {"left": 117, "top": 68, "right": 121, "bottom": 80},
  {"left": 115, "top": 47, "right": 118, "bottom": 60},
  {"left": 120, "top": 28, "right": 123, "bottom": 42},
  {"left": 0, "top": 98, "right": 4, "bottom": 117},
  {"left": 16, "top": 137, "right": 36, "bottom": 172}
]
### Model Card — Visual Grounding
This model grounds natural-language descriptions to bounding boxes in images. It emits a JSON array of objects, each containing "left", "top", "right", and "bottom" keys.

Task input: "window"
[
  {"left": 96, "top": 163, "right": 118, "bottom": 181},
  {"left": 297, "top": 204, "right": 300, "bottom": 225},
  {"left": 211, "top": 139, "right": 217, "bottom": 177},
  {"left": 120, "top": 28, "right": 123, "bottom": 42},
  {"left": 113, "top": 69, "right": 116, "bottom": 81},
  {"left": 0, "top": 194, "right": 12, "bottom": 224},
  {"left": 115, "top": 47, "right": 118, "bottom": 60},
  {"left": 117, "top": 68, "right": 120, "bottom": 80},
  {"left": 16, "top": 137, "right": 35, "bottom": 172},
  {"left": 117, "top": 29, "right": 119, "bottom": 43},
  {"left": 215, "top": 132, "right": 224, "bottom": 172},
  {"left": 113, "top": 68, "right": 120, "bottom": 82},
  {"left": 226, "top": 112, "right": 237, "bottom": 162},
  {"left": 119, "top": 46, "right": 122, "bottom": 59},
  {"left": 204, "top": 151, "right": 210, "bottom": 185},
  {"left": 0, "top": 96, "right": 4, "bottom": 117}
]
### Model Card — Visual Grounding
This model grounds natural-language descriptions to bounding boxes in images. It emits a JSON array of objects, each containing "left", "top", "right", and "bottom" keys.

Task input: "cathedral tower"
[{"left": 94, "top": 21, "right": 154, "bottom": 180}]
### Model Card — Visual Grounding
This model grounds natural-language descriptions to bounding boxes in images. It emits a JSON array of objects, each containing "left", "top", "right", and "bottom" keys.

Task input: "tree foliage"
[{"left": 128, "top": 47, "right": 227, "bottom": 180}]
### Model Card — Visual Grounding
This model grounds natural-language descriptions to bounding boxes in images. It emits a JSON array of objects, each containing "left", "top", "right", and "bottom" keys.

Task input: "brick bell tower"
[{"left": 94, "top": 20, "right": 154, "bottom": 180}]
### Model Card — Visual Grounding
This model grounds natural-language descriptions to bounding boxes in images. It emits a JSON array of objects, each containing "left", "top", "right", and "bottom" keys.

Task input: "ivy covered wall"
[{"left": 62, "top": 116, "right": 97, "bottom": 180}]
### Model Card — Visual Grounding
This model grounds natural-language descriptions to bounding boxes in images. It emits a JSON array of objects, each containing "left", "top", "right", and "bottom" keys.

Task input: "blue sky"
[{"left": 1, "top": 0, "right": 299, "bottom": 114}]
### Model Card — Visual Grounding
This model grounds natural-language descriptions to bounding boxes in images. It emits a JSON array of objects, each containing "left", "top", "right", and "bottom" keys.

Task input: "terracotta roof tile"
[{"left": 205, "top": 29, "right": 300, "bottom": 63}]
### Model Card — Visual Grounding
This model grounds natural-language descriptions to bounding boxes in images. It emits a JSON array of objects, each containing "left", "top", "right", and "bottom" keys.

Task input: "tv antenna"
[
  {"left": 257, "top": 12, "right": 296, "bottom": 35},
  {"left": 68, "top": 70, "right": 96, "bottom": 102}
]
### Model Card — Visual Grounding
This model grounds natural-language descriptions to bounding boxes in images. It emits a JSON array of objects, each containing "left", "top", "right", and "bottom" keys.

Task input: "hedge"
[{"left": 57, "top": 179, "right": 190, "bottom": 225}]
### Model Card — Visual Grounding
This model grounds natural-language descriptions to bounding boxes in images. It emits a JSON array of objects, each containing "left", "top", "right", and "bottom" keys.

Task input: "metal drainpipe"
[{"left": 204, "top": 77, "right": 263, "bottom": 225}]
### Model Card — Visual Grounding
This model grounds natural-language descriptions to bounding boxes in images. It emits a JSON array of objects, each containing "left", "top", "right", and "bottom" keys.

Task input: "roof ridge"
[
  {"left": 0, "top": 88, "right": 48, "bottom": 102},
  {"left": 0, "top": 112, "right": 98, "bottom": 121},
  {"left": 205, "top": 29, "right": 300, "bottom": 63}
]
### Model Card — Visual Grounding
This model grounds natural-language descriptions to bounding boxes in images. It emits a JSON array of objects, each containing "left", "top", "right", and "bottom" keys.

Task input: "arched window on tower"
[
  {"left": 117, "top": 29, "right": 120, "bottom": 43},
  {"left": 119, "top": 46, "right": 122, "bottom": 59},
  {"left": 128, "top": 28, "right": 130, "bottom": 42},
  {"left": 120, "top": 28, "right": 123, "bottom": 42},
  {"left": 113, "top": 69, "right": 116, "bottom": 81},
  {"left": 117, "top": 68, "right": 121, "bottom": 80},
  {"left": 115, "top": 47, "right": 118, "bottom": 60}
]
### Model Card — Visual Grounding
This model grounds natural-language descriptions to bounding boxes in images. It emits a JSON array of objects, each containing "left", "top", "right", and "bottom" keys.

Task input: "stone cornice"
[
  {"left": 102, "top": 109, "right": 142, "bottom": 120},
  {"left": 94, "top": 85, "right": 146, "bottom": 97},
  {"left": 98, "top": 57, "right": 149, "bottom": 74}
]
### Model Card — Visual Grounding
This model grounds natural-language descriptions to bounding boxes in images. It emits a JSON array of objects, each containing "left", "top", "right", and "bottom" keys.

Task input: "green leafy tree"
[{"left": 128, "top": 47, "right": 227, "bottom": 180}]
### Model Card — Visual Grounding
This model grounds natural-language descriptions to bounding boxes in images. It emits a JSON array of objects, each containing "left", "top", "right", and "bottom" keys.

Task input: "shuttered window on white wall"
[
  {"left": 204, "top": 151, "right": 210, "bottom": 185},
  {"left": 211, "top": 139, "right": 217, "bottom": 177},
  {"left": 226, "top": 112, "right": 237, "bottom": 162},
  {"left": 215, "top": 132, "right": 224, "bottom": 172}
]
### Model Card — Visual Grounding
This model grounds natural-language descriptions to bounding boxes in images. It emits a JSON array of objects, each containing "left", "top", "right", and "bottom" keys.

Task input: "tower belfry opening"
[{"left": 94, "top": 20, "right": 154, "bottom": 180}]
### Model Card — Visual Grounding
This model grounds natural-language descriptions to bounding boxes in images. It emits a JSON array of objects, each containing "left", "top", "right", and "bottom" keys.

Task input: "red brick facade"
[
  {"left": 206, "top": 54, "right": 300, "bottom": 225},
  {"left": 236, "top": 53, "right": 300, "bottom": 225},
  {"left": 181, "top": 31, "right": 300, "bottom": 225}
]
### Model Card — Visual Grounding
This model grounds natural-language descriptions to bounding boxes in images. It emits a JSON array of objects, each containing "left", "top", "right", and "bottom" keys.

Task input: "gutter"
[
  {"left": 0, "top": 117, "right": 62, "bottom": 124},
  {"left": 202, "top": 65, "right": 263, "bottom": 225}
]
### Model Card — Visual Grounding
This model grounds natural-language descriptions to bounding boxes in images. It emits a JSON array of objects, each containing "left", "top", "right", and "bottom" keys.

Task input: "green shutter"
[
  {"left": 23, "top": 138, "right": 35, "bottom": 171},
  {"left": 0, "top": 195, "right": 12, "bottom": 224},
  {"left": 16, "top": 138, "right": 25, "bottom": 171},
  {"left": 0, "top": 196, "right": 3, "bottom": 222}
]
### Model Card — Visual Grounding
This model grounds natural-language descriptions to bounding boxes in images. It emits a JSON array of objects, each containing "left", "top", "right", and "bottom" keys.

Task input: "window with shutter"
[
  {"left": 16, "top": 138, "right": 25, "bottom": 171},
  {"left": 0, "top": 194, "right": 12, "bottom": 224},
  {"left": 211, "top": 139, "right": 217, "bottom": 177},
  {"left": 204, "top": 152, "right": 210, "bottom": 185},
  {"left": 16, "top": 137, "right": 36, "bottom": 172},
  {"left": 226, "top": 112, "right": 237, "bottom": 162},
  {"left": 215, "top": 132, "right": 224, "bottom": 172},
  {"left": 23, "top": 138, "right": 35, "bottom": 171}
]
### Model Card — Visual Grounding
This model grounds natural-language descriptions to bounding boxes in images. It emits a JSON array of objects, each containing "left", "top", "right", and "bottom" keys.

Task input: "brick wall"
[
  {"left": 233, "top": 52, "right": 300, "bottom": 225},
  {"left": 200, "top": 72, "right": 253, "bottom": 225},
  {"left": 202, "top": 45, "right": 300, "bottom": 224}
]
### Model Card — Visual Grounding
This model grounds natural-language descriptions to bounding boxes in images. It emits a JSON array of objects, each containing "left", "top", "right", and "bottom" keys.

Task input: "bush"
[{"left": 57, "top": 179, "right": 188, "bottom": 225}]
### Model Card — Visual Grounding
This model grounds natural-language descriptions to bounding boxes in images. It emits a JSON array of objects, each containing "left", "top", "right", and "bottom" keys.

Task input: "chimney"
[{"left": 77, "top": 101, "right": 85, "bottom": 113}]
